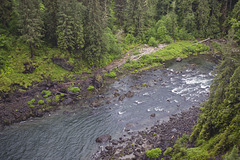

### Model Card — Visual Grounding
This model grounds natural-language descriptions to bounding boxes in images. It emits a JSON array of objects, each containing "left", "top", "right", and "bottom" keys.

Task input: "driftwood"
[{"left": 192, "top": 38, "right": 211, "bottom": 45}]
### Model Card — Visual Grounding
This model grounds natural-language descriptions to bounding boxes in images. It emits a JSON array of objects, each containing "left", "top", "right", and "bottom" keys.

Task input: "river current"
[{"left": 0, "top": 55, "right": 217, "bottom": 160}]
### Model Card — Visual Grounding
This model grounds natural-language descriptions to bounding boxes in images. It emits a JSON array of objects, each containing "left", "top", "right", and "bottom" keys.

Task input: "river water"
[{"left": 0, "top": 55, "right": 217, "bottom": 160}]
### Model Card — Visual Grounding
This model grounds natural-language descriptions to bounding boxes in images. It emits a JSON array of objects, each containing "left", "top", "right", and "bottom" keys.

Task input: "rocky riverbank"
[
  {"left": 0, "top": 43, "right": 169, "bottom": 131},
  {"left": 94, "top": 107, "right": 201, "bottom": 160}
]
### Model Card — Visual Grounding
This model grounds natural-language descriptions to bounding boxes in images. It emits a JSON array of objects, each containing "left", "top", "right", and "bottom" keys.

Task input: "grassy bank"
[{"left": 123, "top": 41, "right": 211, "bottom": 73}]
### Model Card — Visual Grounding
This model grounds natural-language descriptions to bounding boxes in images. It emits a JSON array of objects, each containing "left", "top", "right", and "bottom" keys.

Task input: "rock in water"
[
  {"left": 125, "top": 91, "right": 134, "bottom": 98},
  {"left": 176, "top": 57, "right": 182, "bottom": 62},
  {"left": 118, "top": 95, "right": 126, "bottom": 101},
  {"left": 150, "top": 113, "right": 156, "bottom": 117},
  {"left": 96, "top": 134, "right": 112, "bottom": 143}
]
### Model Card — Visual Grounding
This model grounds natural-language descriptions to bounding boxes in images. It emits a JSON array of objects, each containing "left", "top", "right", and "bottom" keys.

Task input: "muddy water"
[{"left": 0, "top": 55, "right": 217, "bottom": 160}]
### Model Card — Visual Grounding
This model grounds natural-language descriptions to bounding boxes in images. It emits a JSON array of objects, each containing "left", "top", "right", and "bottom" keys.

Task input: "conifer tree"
[
  {"left": 125, "top": 0, "right": 147, "bottom": 36},
  {"left": 115, "top": 0, "right": 127, "bottom": 27},
  {"left": 84, "top": 0, "right": 106, "bottom": 66},
  {"left": 0, "top": 0, "right": 13, "bottom": 28},
  {"left": 56, "top": 0, "right": 84, "bottom": 52},
  {"left": 18, "top": 0, "right": 44, "bottom": 57},
  {"left": 196, "top": 0, "right": 210, "bottom": 37},
  {"left": 43, "top": 0, "right": 58, "bottom": 46}
]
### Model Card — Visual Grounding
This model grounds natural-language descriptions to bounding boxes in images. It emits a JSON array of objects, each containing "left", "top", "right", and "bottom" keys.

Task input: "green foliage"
[
  {"left": 38, "top": 100, "right": 44, "bottom": 105},
  {"left": 224, "top": 146, "right": 240, "bottom": 160},
  {"left": 18, "top": 0, "right": 44, "bottom": 56},
  {"left": 56, "top": 0, "right": 85, "bottom": 52},
  {"left": 142, "top": 83, "right": 147, "bottom": 87},
  {"left": 212, "top": 42, "right": 223, "bottom": 53},
  {"left": 183, "top": 33, "right": 240, "bottom": 159},
  {"left": 88, "top": 85, "right": 94, "bottom": 91},
  {"left": 148, "top": 37, "right": 158, "bottom": 47},
  {"left": 132, "top": 50, "right": 140, "bottom": 55},
  {"left": 125, "top": 34, "right": 137, "bottom": 45},
  {"left": 104, "top": 71, "right": 117, "bottom": 78},
  {"left": 177, "top": 28, "right": 195, "bottom": 40},
  {"left": 157, "top": 21, "right": 168, "bottom": 42},
  {"left": 164, "top": 147, "right": 173, "bottom": 156},
  {"left": 164, "top": 35, "right": 174, "bottom": 44},
  {"left": 146, "top": 148, "right": 162, "bottom": 159},
  {"left": 68, "top": 87, "right": 80, "bottom": 93},
  {"left": 41, "top": 90, "right": 52, "bottom": 98},
  {"left": 27, "top": 98, "right": 36, "bottom": 107},
  {"left": 124, "top": 41, "right": 209, "bottom": 71}
]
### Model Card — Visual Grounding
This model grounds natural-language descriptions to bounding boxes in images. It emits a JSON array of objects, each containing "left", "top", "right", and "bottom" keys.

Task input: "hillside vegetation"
[{"left": 0, "top": 0, "right": 240, "bottom": 158}]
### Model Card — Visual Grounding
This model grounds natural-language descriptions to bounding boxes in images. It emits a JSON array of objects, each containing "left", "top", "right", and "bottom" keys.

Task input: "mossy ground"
[{"left": 123, "top": 41, "right": 210, "bottom": 73}]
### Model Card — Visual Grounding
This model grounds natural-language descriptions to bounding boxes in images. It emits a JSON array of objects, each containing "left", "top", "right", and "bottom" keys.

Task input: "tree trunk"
[{"left": 30, "top": 43, "right": 34, "bottom": 58}]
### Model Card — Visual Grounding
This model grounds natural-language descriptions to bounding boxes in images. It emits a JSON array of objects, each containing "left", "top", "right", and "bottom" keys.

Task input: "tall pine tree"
[
  {"left": 56, "top": 0, "right": 84, "bottom": 53},
  {"left": 18, "top": 0, "right": 44, "bottom": 57},
  {"left": 84, "top": 0, "right": 106, "bottom": 66}
]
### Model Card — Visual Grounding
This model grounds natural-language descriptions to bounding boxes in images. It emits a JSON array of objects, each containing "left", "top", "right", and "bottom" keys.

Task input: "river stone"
[
  {"left": 96, "top": 134, "right": 112, "bottom": 143},
  {"left": 176, "top": 57, "right": 182, "bottom": 62},
  {"left": 150, "top": 113, "right": 156, "bottom": 117},
  {"left": 111, "top": 139, "right": 118, "bottom": 145},
  {"left": 105, "top": 146, "right": 113, "bottom": 151},
  {"left": 62, "top": 98, "right": 73, "bottom": 105},
  {"left": 171, "top": 128, "right": 177, "bottom": 133},
  {"left": 118, "top": 95, "right": 126, "bottom": 101},
  {"left": 125, "top": 91, "right": 134, "bottom": 98}
]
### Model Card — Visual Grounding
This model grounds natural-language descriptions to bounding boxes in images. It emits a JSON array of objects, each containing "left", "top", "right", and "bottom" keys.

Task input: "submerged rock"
[
  {"left": 125, "top": 91, "right": 134, "bottom": 98},
  {"left": 119, "top": 95, "right": 126, "bottom": 101},
  {"left": 96, "top": 134, "right": 112, "bottom": 143},
  {"left": 150, "top": 113, "right": 156, "bottom": 117}
]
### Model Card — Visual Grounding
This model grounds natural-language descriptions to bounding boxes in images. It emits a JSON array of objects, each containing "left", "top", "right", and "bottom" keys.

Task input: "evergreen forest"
[{"left": 0, "top": 0, "right": 240, "bottom": 159}]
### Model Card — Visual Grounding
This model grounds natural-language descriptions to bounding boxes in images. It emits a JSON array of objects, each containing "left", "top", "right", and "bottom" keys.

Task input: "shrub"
[
  {"left": 88, "top": 85, "right": 95, "bottom": 91},
  {"left": 38, "top": 100, "right": 44, "bottom": 105},
  {"left": 69, "top": 87, "right": 80, "bottom": 93},
  {"left": 41, "top": 90, "right": 51, "bottom": 98},
  {"left": 142, "top": 83, "right": 147, "bottom": 87},
  {"left": 104, "top": 71, "right": 117, "bottom": 78},
  {"left": 164, "top": 147, "right": 173, "bottom": 156},
  {"left": 125, "top": 33, "right": 136, "bottom": 45},
  {"left": 148, "top": 37, "right": 158, "bottom": 47},
  {"left": 27, "top": 98, "right": 36, "bottom": 108},
  {"left": 224, "top": 146, "right": 240, "bottom": 160},
  {"left": 146, "top": 148, "right": 162, "bottom": 159},
  {"left": 163, "top": 35, "right": 174, "bottom": 44}
]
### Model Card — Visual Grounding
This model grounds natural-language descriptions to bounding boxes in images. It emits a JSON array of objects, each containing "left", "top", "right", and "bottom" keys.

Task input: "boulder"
[
  {"left": 118, "top": 95, "right": 126, "bottom": 101},
  {"left": 176, "top": 57, "right": 182, "bottom": 62},
  {"left": 92, "top": 74, "right": 103, "bottom": 88},
  {"left": 105, "top": 146, "right": 113, "bottom": 151},
  {"left": 96, "top": 134, "right": 112, "bottom": 143},
  {"left": 150, "top": 113, "right": 156, "bottom": 117},
  {"left": 111, "top": 139, "right": 119, "bottom": 145},
  {"left": 125, "top": 91, "right": 134, "bottom": 98},
  {"left": 52, "top": 57, "right": 74, "bottom": 71}
]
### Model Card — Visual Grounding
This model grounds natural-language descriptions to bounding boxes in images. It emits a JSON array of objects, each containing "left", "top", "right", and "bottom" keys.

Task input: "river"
[{"left": 0, "top": 55, "right": 217, "bottom": 160}]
